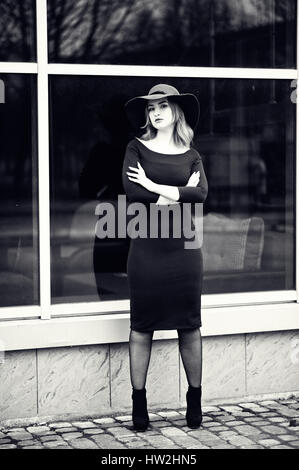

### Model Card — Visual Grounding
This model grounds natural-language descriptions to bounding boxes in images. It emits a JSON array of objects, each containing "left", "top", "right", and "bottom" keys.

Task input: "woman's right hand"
[{"left": 186, "top": 171, "right": 200, "bottom": 187}]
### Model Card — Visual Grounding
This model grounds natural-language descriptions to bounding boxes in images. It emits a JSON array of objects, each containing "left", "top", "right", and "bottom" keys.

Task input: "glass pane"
[
  {"left": 49, "top": 76, "right": 295, "bottom": 303},
  {"left": 48, "top": 0, "right": 296, "bottom": 68},
  {"left": 0, "top": 74, "right": 39, "bottom": 306},
  {"left": 0, "top": 0, "right": 36, "bottom": 62}
]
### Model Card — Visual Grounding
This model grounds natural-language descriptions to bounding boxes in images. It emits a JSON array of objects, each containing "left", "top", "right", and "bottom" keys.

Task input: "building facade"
[{"left": 0, "top": 0, "right": 299, "bottom": 422}]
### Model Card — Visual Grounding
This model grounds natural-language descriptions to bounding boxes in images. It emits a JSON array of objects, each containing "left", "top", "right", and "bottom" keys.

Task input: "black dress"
[{"left": 122, "top": 138, "right": 208, "bottom": 332}]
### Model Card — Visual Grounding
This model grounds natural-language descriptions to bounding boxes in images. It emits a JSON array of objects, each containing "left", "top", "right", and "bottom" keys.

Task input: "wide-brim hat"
[{"left": 125, "top": 84, "right": 200, "bottom": 131}]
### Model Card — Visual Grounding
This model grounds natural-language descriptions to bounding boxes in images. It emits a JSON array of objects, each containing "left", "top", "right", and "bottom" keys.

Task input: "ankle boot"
[
  {"left": 186, "top": 385, "right": 202, "bottom": 429},
  {"left": 132, "top": 388, "right": 149, "bottom": 431}
]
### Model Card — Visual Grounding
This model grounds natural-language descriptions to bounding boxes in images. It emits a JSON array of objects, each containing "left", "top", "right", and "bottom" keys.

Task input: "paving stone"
[
  {"left": 97, "top": 422, "right": 125, "bottom": 429},
  {"left": 26, "top": 425, "right": 51, "bottom": 434},
  {"left": 172, "top": 435, "right": 205, "bottom": 447},
  {"left": 93, "top": 418, "right": 116, "bottom": 425},
  {"left": 69, "top": 438, "right": 99, "bottom": 449},
  {"left": 171, "top": 419, "right": 187, "bottom": 426},
  {"left": 119, "top": 435, "right": 147, "bottom": 443},
  {"left": 277, "top": 434, "right": 299, "bottom": 441},
  {"left": 7, "top": 431, "right": 33, "bottom": 441},
  {"left": 276, "top": 408, "right": 299, "bottom": 418},
  {"left": 268, "top": 417, "right": 288, "bottom": 423},
  {"left": 213, "top": 444, "right": 238, "bottom": 449},
  {"left": 49, "top": 422, "right": 74, "bottom": 429},
  {"left": 259, "top": 412, "right": 280, "bottom": 418},
  {"left": 215, "top": 415, "right": 237, "bottom": 423},
  {"left": 40, "top": 435, "right": 64, "bottom": 442},
  {"left": 71, "top": 421, "right": 97, "bottom": 429},
  {"left": 115, "top": 415, "right": 132, "bottom": 422},
  {"left": 259, "top": 400, "right": 281, "bottom": 408},
  {"left": 21, "top": 445, "right": 44, "bottom": 449},
  {"left": 218, "top": 430, "right": 239, "bottom": 438},
  {"left": 106, "top": 427, "right": 136, "bottom": 438},
  {"left": 227, "top": 435, "right": 257, "bottom": 447},
  {"left": 260, "top": 425, "right": 287, "bottom": 435},
  {"left": 188, "top": 431, "right": 224, "bottom": 445},
  {"left": 225, "top": 420, "right": 248, "bottom": 427},
  {"left": 157, "top": 411, "right": 182, "bottom": 419},
  {"left": 83, "top": 428, "right": 104, "bottom": 435},
  {"left": 243, "top": 418, "right": 269, "bottom": 425},
  {"left": 143, "top": 435, "right": 178, "bottom": 448},
  {"left": 126, "top": 440, "right": 153, "bottom": 448},
  {"left": 233, "top": 425, "right": 263, "bottom": 436},
  {"left": 289, "top": 440, "right": 299, "bottom": 447},
  {"left": 0, "top": 444, "right": 17, "bottom": 449},
  {"left": 220, "top": 405, "right": 245, "bottom": 413},
  {"left": 148, "top": 414, "right": 164, "bottom": 421},
  {"left": 55, "top": 427, "right": 78, "bottom": 433},
  {"left": 271, "top": 444, "right": 293, "bottom": 449},
  {"left": 207, "top": 426, "right": 229, "bottom": 432},
  {"left": 91, "top": 434, "right": 127, "bottom": 449},
  {"left": 61, "top": 432, "right": 84, "bottom": 441},
  {"left": 3, "top": 428, "right": 24, "bottom": 433},
  {"left": 258, "top": 438, "right": 280, "bottom": 447},
  {"left": 44, "top": 441, "right": 71, "bottom": 448},
  {"left": 202, "top": 415, "right": 214, "bottom": 420},
  {"left": 202, "top": 406, "right": 221, "bottom": 413},
  {"left": 160, "top": 427, "right": 187, "bottom": 437},
  {"left": 238, "top": 403, "right": 269, "bottom": 412},
  {"left": 0, "top": 438, "right": 13, "bottom": 445},
  {"left": 202, "top": 421, "right": 222, "bottom": 427},
  {"left": 18, "top": 440, "right": 38, "bottom": 447},
  {"left": 149, "top": 421, "right": 172, "bottom": 428}
]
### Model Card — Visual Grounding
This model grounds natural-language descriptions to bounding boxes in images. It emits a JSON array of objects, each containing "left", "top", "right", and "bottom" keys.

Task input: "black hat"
[{"left": 125, "top": 84, "right": 200, "bottom": 131}]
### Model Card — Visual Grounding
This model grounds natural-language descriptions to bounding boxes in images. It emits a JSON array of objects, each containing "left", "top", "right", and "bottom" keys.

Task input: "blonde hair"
[{"left": 140, "top": 99, "right": 194, "bottom": 147}]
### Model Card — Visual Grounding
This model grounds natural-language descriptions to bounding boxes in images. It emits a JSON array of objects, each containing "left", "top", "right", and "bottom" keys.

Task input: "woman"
[{"left": 122, "top": 84, "right": 208, "bottom": 431}]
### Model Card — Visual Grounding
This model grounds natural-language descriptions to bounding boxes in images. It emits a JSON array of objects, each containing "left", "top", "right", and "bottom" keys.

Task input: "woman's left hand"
[{"left": 126, "top": 162, "right": 155, "bottom": 192}]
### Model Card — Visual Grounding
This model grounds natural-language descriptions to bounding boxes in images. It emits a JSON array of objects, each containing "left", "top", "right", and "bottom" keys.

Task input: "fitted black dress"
[{"left": 122, "top": 138, "right": 208, "bottom": 332}]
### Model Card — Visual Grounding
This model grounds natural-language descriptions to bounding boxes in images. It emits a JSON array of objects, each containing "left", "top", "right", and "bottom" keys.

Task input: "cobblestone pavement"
[{"left": 0, "top": 398, "right": 299, "bottom": 450}]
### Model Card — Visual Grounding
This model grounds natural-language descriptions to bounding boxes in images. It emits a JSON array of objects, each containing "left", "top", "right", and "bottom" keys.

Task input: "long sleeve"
[
  {"left": 177, "top": 152, "right": 208, "bottom": 203},
  {"left": 122, "top": 140, "right": 160, "bottom": 203}
]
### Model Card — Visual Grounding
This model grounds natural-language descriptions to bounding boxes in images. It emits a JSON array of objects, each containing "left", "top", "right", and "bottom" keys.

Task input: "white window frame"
[{"left": 0, "top": 0, "right": 299, "bottom": 351}]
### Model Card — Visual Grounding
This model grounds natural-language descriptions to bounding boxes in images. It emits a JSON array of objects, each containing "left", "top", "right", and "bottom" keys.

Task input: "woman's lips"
[{"left": 155, "top": 118, "right": 163, "bottom": 122}]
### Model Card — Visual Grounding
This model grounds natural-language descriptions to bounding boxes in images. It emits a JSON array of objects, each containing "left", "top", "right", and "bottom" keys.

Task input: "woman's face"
[{"left": 147, "top": 98, "right": 175, "bottom": 131}]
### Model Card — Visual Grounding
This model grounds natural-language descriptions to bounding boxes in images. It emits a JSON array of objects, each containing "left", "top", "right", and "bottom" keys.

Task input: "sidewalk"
[{"left": 0, "top": 397, "right": 299, "bottom": 450}]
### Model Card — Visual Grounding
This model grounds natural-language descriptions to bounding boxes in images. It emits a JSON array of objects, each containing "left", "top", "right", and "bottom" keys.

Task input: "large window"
[
  {"left": 0, "top": 0, "right": 297, "bottom": 324},
  {"left": 49, "top": 76, "right": 295, "bottom": 303},
  {"left": 47, "top": 0, "right": 296, "bottom": 68},
  {"left": 0, "top": 75, "right": 38, "bottom": 307}
]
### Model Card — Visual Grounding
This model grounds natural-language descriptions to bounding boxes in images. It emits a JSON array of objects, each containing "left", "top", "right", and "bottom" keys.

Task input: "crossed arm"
[{"left": 122, "top": 142, "right": 208, "bottom": 204}]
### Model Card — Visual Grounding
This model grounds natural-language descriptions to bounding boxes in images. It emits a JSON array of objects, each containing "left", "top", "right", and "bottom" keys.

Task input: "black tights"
[{"left": 129, "top": 327, "right": 202, "bottom": 390}]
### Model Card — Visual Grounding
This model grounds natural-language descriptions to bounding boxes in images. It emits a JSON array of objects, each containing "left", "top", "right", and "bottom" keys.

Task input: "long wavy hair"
[{"left": 140, "top": 99, "right": 194, "bottom": 148}]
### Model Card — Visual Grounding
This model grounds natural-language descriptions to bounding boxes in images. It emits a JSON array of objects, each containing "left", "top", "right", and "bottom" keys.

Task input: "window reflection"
[
  {"left": 0, "top": 0, "right": 36, "bottom": 62},
  {"left": 0, "top": 74, "right": 38, "bottom": 307},
  {"left": 48, "top": 0, "right": 296, "bottom": 68},
  {"left": 49, "top": 76, "right": 295, "bottom": 303}
]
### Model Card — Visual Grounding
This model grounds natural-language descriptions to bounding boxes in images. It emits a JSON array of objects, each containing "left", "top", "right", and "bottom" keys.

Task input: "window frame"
[{"left": 0, "top": 0, "right": 298, "bottom": 348}]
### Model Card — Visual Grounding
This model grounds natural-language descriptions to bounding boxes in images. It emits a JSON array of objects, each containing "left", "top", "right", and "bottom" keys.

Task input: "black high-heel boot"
[
  {"left": 186, "top": 385, "right": 202, "bottom": 429},
  {"left": 132, "top": 388, "right": 149, "bottom": 431}
]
